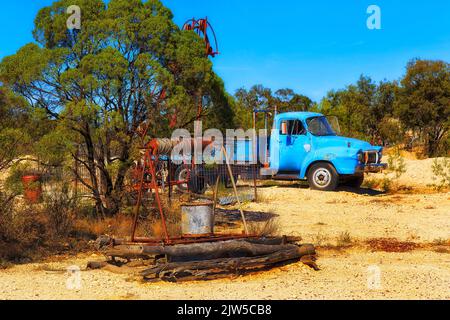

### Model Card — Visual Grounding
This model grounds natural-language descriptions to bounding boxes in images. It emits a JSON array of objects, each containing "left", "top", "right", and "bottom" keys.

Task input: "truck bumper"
[{"left": 356, "top": 163, "right": 388, "bottom": 173}]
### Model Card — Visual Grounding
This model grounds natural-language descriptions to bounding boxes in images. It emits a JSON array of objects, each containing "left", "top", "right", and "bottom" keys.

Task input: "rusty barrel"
[
  {"left": 181, "top": 201, "right": 215, "bottom": 236},
  {"left": 21, "top": 175, "right": 42, "bottom": 204}
]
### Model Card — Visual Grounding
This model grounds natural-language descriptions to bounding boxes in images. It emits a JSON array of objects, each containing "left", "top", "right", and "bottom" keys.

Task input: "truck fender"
[
  {"left": 301, "top": 159, "right": 337, "bottom": 179},
  {"left": 300, "top": 147, "right": 357, "bottom": 178}
]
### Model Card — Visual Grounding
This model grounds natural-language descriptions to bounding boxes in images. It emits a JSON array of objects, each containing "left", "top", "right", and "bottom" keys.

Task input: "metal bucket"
[{"left": 181, "top": 201, "right": 215, "bottom": 236}]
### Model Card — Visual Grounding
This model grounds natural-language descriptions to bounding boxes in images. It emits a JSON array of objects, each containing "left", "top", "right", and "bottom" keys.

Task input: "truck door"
[{"left": 277, "top": 119, "right": 309, "bottom": 172}]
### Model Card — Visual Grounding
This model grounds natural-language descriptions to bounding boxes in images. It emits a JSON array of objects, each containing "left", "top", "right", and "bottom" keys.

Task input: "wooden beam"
[
  {"left": 141, "top": 247, "right": 307, "bottom": 282},
  {"left": 105, "top": 240, "right": 315, "bottom": 262}
]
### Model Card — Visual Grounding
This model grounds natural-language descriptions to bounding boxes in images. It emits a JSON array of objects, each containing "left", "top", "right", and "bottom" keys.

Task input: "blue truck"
[
  {"left": 175, "top": 112, "right": 387, "bottom": 193},
  {"left": 262, "top": 112, "right": 387, "bottom": 190}
]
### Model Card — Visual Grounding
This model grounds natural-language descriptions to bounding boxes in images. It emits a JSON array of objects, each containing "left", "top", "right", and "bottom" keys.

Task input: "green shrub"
[
  {"left": 431, "top": 158, "right": 450, "bottom": 190},
  {"left": 379, "top": 117, "right": 404, "bottom": 145},
  {"left": 364, "top": 149, "right": 406, "bottom": 193},
  {"left": 387, "top": 149, "right": 406, "bottom": 179}
]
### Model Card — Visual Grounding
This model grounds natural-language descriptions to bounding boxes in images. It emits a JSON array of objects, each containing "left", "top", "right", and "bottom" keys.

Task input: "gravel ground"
[
  {"left": 246, "top": 188, "right": 450, "bottom": 244},
  {"left": 0, "top": 249, "right": 448, "bottom": 300},
  {"left": 0, "top": 157, "right": 449, "bottom": 300}
]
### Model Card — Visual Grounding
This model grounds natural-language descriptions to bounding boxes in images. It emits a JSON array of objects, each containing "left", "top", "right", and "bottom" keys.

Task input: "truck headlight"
[{"left": 357, "top": 152, "right": 363, "bottom": 163}]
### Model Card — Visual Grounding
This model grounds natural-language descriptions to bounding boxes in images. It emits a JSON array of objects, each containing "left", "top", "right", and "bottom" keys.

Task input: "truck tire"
[
  {"left": 344, "top": 174, "right": 364, "bottom": 189},
  {"left": 174, "top": 166, "right": 190, "bottom": 192},
  {"left": 188, "top": 171, "right": 207, "bottom": 194},
  {"left": 224, "top": 173, "right": 239, "bottom": 188},
  {"left": 307, "top": 162, "right": 339, "bottom": 191}
]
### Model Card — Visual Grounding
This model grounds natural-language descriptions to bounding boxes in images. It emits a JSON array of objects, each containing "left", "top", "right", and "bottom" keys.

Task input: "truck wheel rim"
[
  {"left": 178, "top": 168, "right": 189, "bottom": 189},
  {"left": 313, "top": 168, "right": 331, "bottom": 187}
]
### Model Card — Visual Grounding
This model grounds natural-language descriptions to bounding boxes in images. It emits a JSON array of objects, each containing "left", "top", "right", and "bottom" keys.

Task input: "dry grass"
[
  {"left": 74, "top": 214, "right": 133, "bottom": 238},
  {"left": 364, "top": 177, "right": 442, "bottom": 194},
  {"left": 0, "top": 197, "right": 184, "bottom": 267},
  {"left": 247, "top": 218, "right": 280, "bottom": 237},
  {"left": 432, "top": 238, "right": 449, "bottom": 246},
  {"left": 312, "top": 232, "right": 331, "bottom": 247},
  {"left": 73, "top": 195, "right": 185, "bottom": 241},
  {"left": 336, "top": 231, "right": 353, "bottom": 248},
  {"left": 433, "top": 247, "right": 450, "bottom": 254},
  {"left": 129, "top": 197, "right": 183, "bottom": 239},
  {"left": 315, "top": 231, "right": 354, "bottom": 250},
  {"left": 0, "top": 195, "right": 49, "bottom": 264},
  {"left": 366, "top": 238, "right": 420, "bottom": 253},
  {"left": 0, "top": 206, "right": 92, "bottom": 268},
  {"left": 0, "top": 190, "right": 98, "bottom": 266}
]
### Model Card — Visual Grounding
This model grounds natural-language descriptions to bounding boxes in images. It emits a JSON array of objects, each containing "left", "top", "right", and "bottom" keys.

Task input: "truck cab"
[{"left": 266, "top": 112, "right": 387, "bottom": 191}]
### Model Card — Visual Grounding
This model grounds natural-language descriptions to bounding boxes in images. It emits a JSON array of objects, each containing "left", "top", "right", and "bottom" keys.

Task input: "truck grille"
[{"left": 363, "top": 151, "right": 380, "bottom": 164}]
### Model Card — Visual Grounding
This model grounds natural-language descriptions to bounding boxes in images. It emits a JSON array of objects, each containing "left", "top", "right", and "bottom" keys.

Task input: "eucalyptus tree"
[
  {"left": 395, "top": 60, "right": 450, "bottom": 156},
  {"left": 0, "top": 0, "right": 233, "bottom": 216}
]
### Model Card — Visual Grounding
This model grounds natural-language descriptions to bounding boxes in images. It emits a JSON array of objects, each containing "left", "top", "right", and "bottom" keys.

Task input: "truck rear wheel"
[
  {"left": 174, "top": 166, "right": 190, "bottom": 192},
  {"left": 188, "top": 170, "right": 207, "bottom": 194},
  {"left": 307, "top": 163, "right": 339, "bottom": 191}
]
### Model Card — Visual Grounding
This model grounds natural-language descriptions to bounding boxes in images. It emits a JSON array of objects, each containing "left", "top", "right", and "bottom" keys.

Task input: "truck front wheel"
[{"left": 307, "top": 163, "right": 339, "bottom": 191}]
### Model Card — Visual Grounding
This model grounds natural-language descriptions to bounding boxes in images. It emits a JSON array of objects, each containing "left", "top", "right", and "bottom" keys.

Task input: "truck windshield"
[{"left": 306, "top": 116, "right": 337, "bottom": 136}]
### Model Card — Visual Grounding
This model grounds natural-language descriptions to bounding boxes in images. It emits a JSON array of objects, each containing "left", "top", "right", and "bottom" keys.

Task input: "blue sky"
[{"left": 1, "top": 1, "right": 449, "bottom": 101}]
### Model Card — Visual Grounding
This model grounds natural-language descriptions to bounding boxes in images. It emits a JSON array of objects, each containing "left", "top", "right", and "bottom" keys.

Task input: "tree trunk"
[
  {"left": 427, "top": 126, "right": 446, "bottom": 157},
  {"left": 97, "top": 142, "right": 132, "bottom": 217}
]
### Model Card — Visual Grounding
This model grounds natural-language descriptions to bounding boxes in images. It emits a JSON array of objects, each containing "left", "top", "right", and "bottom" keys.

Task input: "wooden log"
[
  {"left": 141, "top": 247, "right": 305, "bottom": 281},
  {"left": 300, "top": 255, "right": 320, "bottom": 271},
  {"left": 103, "top": 249, "right": 155, "bottom": 260},
  {"left": 87, "top": 260, "right": 146, "bottom": 275},
  {"left": 107, "top": 240, "right": 315, "bottom": 261},
  {"left": 102, "top": 264, "right": 141, "bottom": 275},
  {"left": 245, "top": 236, "right": 303, "bottom": 246},
  {"left": 111, "top": 236, "right": 302, "bottom": 247},
  {"left": 87, "top": 261, "right": 108, "bottom": 270}
]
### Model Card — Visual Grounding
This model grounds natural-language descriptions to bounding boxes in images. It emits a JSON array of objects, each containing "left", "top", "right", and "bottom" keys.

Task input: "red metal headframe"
[
  {"left": 128, "top": 18, "right": 223, "bottom": 244},
  {"left": 130, "top": 138, "right": 216, "bottom": 244},
  {"left": 183, "top": 17, "right": 219, "bottom": 57}
]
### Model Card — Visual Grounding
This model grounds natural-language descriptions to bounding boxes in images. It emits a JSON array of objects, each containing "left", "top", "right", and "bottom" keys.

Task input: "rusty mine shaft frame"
[
  {"left": 183, "top": 17, "right": 219, "bottom": 58},
  {"left": 126, "top": 17, "right": 257, "bottom": 246},
  {"left": 129, "top": 139, "right": 255, "bottom": 246}
]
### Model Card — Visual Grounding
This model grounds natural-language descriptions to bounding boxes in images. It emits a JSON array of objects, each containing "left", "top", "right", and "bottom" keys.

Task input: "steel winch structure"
[
  {"left": 182, "top": 17, "right": 219, "bottom": 58},
  {"left": 183, "top": 17, "right": 220, "bottom": 120},
  {"left": 125, "top": 17, "right": 261, "bottom": 246},
  {"left": 129, "top": 137, "right": 255, "bottom": 245}
]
